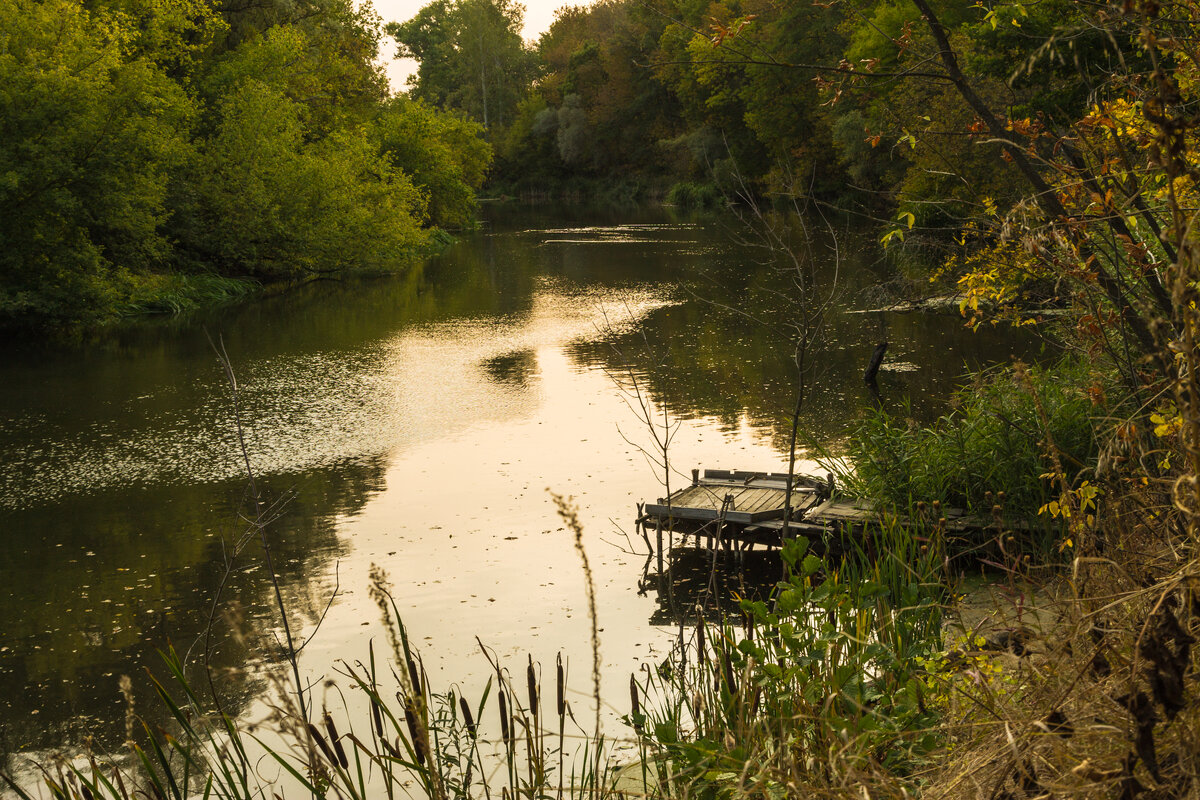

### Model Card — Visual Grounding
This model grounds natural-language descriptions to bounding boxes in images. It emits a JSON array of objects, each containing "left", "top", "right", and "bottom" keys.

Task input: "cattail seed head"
[
  {"left": 403, "top": 696, "right": 426, "bottom": 765},
  {"left": 371, "top": 697, "right": 384, "bottom": 738},
  {"left": 324, "top": 712, "right": 348, "bottom": 769},
  {"left": 459, "top": 694, "right": 476, "bottom": 737},
  {"left": 307, "top": 723, "right": 337, "bottom": 766},
  {"left": 527, "top": 656, "right": 538, "bottom": 716},
  {"left": 406, "top": 655, "right": 422, "bottom": 700},
  {"left": 499, "top": 690, "right": 510, "bottom": 742},
  {"left": 556, "top": 654, "right": 565, "bottom": 718}
]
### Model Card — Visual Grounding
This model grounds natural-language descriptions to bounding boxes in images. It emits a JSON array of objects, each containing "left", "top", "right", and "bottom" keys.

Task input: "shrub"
[
  {"left": 665, "top": 181, "right": 722, "bottom": 209},
  {"left": 843, "top": 359, "right": 1104, "bottom": 516}
]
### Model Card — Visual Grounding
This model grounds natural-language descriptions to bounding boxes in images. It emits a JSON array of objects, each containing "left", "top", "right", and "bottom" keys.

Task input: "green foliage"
[
  {"left": 0, "top": 0, "right": 194, "bottom": 326},
  {"left": 173, "top": 81, "right": 429, "bottom": 279},
  {"left": 632, "top": 533, "right": 946, "bottom": 795},
  {"left": 0, "top": 0, "right": 493, "bottom": 329},
  {"left": 387, "top": 0, "right": 535, "bottom": 132},
  {"left": 665, "top": 181, "right": 721, "bottom": 209},
  {"left": 480, "top": 0, "right": 1116, "bottom": 216},
  {"left": 490, "top": 0, "right": 685, "bottom": 187},
  {"left": 372, "top": 97, "right": 492, "bottom": 229},
  {"left": 117, "top": 273, "right": 261, "bottom": 315},
  {"left": 843, "top": 359, "right": 1104, "bottom": 516}
]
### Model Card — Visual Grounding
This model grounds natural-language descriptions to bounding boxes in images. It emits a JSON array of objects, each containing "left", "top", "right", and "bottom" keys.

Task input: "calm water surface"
[{"left": 0, "top": 205, "right": 1048, "bottom": 765}]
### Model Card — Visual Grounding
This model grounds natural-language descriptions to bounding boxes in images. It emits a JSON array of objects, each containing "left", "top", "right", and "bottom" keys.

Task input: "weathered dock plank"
[{"left": 645, "top": 473, "right": 823, "bottom": 525}]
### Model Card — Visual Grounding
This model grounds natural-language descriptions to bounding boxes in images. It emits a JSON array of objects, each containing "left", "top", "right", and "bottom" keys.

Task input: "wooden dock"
[
  {"left": 638, "top": 468, "right": 1013, "bottom": 562},
  {"left": 643, "top": 469, "right": 831, "bottom": 524}
]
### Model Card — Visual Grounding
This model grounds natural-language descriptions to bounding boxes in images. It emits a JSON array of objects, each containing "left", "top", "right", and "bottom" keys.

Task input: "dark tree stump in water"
[{"left": 864, "top": 341, "right": 888, "bottom": 384}]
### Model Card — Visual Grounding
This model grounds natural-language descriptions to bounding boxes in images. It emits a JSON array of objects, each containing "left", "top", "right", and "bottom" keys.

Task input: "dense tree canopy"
[
  {"left": 385, "top": 0, "right": 1178, "bottom": 365},
  {"left": 0, "top": 0, "right": 490, "bottom": 328}
]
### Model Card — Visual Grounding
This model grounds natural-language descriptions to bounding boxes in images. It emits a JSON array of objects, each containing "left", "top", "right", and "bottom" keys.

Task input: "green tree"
[
  {"left": 172, "top": 80, "right": 428, "bottom": 279},
  {"left": 387, "top": 0, "right": 536, "bottom": 132},
  {"left": 371, "top": 96, "right": 492, "bottom": 228},
  {"left": 200, "top": 3, "right": 388, "bottom": 136},
  {"left": 494, "top": 0, "right": 682, "bottom": 184},
  {"left": 0, "top": 0, "right": 194, "bottom": 325}
]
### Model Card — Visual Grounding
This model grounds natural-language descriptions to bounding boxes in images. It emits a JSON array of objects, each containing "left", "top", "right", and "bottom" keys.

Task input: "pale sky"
[{"left": 371, "top": 0, "right": 569, "bottom": 91}]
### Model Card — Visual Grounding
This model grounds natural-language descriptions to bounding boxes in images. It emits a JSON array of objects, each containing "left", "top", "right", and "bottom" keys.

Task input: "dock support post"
[{"left": 655, "top": 518, "right": 664, "bottom": 576}]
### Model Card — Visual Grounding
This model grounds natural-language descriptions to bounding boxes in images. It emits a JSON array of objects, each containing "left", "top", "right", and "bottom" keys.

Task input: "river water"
[{"left": 0, "top": 204, "right": 1046, "bottom": 767}]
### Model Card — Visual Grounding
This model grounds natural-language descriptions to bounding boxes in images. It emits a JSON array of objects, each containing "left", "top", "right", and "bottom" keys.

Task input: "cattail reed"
[
  {"left": 629, "top": 674, "right": 642, "bottom": 733},
  {"left": 722, "top": 648, "right": 737, "bottom": 695},
  {"left": 499, "top": 689, "right": 510, "bottom": 743},
  {"left": 324, "top": 712, "right": 349, "bottom": 769},
  {"left": 371, "top": 695, "right": 384, "bottom": 739},
  {"left": 459, "top": 694, "right": 477, "bottom": 737},
  {"left": 406, "top": 654, "right": 422, "bottom": 701},
  {"left": 527, "top": 655, "right": 539, "bottom": 717},
  {"left": 402, "top": 696, "right": 426, "bottom": 765},
  {"left": 307, "top": 723, "right": 338, "bottom": 766},
  {"left": 556, "top": 653, "right": 565, "bottom": 718}
]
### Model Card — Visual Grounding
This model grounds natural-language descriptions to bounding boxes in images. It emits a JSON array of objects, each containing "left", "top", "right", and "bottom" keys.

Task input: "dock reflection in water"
[{"left": 641, "top": 546, "right": 783, "bottom": 626}]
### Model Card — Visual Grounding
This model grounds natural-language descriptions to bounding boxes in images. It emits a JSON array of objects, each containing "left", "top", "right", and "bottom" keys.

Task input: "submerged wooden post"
[{"left": 722, "top": 493, "right": 735, "bottom": 555}]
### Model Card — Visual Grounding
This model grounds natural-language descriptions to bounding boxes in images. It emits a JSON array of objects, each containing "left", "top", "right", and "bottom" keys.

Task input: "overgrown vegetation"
[
  {"left": 3, "top": 516, "right": 954, "bottom": 800},
  {"left": 844, "top": 359, "right": 1105, "bottom": 517},
  {"left": 664, "top": 182, "right": 723, "bottom": 210},
  {"left": 382, "top": 0, "right": 1200, "bottom": 795},
  {"left": 630, "top": 530, "right": 948, "bottom": 798}
]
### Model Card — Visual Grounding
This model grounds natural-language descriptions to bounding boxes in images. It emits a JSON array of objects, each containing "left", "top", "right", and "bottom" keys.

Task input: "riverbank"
[{"left": 11, "top": 233, "right": 461, "bottom": 341}]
